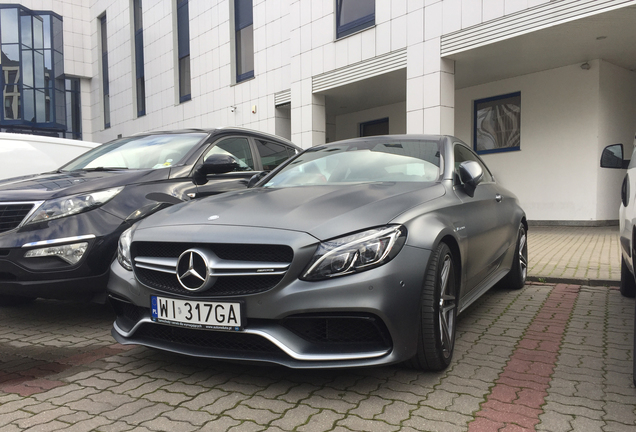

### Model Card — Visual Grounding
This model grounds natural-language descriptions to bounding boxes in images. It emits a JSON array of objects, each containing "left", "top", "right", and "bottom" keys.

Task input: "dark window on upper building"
[
  {"left": 133, "top": 0, "right": 145, "bottom": 117},
  {"left": 100, "top": 15, "right": 110, "bottom": 129},
  {"left": 336, "top": 0, "right": 375, "bottom": 39},
  {"left": 360, "top": 118, "right": 389, "bottom": 137},
  {"left": 0, "top": 5, "right": 81, "bottom": 138},
  {"left": 176, "top": 0, "right": 190, "bottom": 102},
  {"left": 234, "top": 0, "right": 254, "bottom": 82}
]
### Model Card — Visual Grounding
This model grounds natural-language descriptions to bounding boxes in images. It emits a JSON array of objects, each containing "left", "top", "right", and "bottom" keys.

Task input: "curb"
[{"left": 527, "top": 275, "right": 618, "bottom": 287}]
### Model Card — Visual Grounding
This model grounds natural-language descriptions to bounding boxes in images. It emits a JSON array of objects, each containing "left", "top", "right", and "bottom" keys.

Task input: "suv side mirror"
[
  {"left": 601, "top": 144, "right": 628, "bottom": 169},
  {"left": 193, "top": 154, "right": 239, "bottom": 185},
  {"left": 458, "top": 160, "right": 483, "bottom": 197},
  {"left": 247, "top": 171, "right": 269, "bottom": 188}
]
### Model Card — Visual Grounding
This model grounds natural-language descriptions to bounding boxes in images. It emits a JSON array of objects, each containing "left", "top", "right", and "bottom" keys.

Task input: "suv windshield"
[
  {"left": 60, "top": 133, "right": 207, "bottom": 171},
  {"left": 264, "top": 140, "right": 442, "bottom": 188}
]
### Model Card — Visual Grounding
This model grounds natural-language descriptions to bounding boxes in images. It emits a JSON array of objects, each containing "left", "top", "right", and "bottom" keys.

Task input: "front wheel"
[
  {"left": 620, "top": 256, "right": 636, "bottom": 298},
  {"left": 406, "top": 242, "right": 458, "bottom": 371}
]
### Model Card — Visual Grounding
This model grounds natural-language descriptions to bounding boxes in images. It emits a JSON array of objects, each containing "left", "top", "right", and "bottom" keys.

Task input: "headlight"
[
  {"left": 24, "top": 242, "right": 88, "bottom": 265},
  {"left": 25, "top": 187, "right": 124, "bottom": 225},
  {"left": 117, "top": 227, "right": 134, "bottom": 271},
  {"left": 301, "top": 225, "right": 407, "bottom": 281}
]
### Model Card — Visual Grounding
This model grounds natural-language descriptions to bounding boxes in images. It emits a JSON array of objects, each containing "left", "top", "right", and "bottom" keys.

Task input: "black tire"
[
  {"left": 0, "top": 295, "right": 36, "bottom": 306},
  {"left": 501, "top": 224, "right": 527, "bottom": 290},
  {"left": 406, "top": 242, "right": 458, "bottom": 371},
  {"left": 620, "top": 256, "right": 636, "bottom": 298}
]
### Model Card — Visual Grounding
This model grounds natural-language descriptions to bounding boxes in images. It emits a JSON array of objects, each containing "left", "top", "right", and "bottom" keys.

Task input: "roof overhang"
[{"left": 442, "top": 0, "right": 636, "bottom": 89}]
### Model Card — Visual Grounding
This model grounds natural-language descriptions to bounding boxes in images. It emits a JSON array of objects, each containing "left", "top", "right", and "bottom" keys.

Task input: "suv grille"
[
  {"left": 0, "top": 203, "right": 36, "bottom": 234},
  {"left": 132, "top": 242, "right": 293, "bottom": 297}
]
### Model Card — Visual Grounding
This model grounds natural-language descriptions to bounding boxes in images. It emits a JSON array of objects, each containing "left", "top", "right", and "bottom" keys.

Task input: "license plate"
[{"left": 151, "top": 296, "right": 243, "bottom": 331}]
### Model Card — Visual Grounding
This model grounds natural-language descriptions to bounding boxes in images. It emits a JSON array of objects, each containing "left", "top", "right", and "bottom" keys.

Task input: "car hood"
[
  {"left": 0, "top": 169, "right": 171, "bottom": 201},
  {"left": 138, "top": 182, "right": 446, "bottom": 241}
]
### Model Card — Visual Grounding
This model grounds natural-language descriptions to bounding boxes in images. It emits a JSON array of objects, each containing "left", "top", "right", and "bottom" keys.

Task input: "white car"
[
  {"left": 618, "top": 144, "right": 636, "bottom": 298},
  {"left": 0, "top": 132, "right": 98, "bottom": 180}
]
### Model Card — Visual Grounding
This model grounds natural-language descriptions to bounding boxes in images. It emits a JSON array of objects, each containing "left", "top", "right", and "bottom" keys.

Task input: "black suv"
[{"left": 0, "top": 128, "right": 300, "bottom": 305}]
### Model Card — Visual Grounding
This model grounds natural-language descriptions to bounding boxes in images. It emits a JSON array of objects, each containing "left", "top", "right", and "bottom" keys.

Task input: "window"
[
  {"left": 100, "top": 15, "right": 110, "bottom": 128},
  {"left": 0, "top": 5, "right": 80, "bottom": 138},
  {"left": 454, "top": 144, "right": 493, "bottom": 184},
  {"left": 234, "top": 0, "right": 254, "bottom": 82},
  {"left": 133, "top": 0, "right": 145, "bottom": 117},
  {"left": 176, "top": 0, "right": 190, "bottom": 102},
  {"left": 256, "top": 140, "right": 294, "bottom": 170},
  {"left": 474, "top": 92, "right": 521, "bottom": 154},
  {"left": 360, "top": 118, "right": 389, "bottom": 137},
  {"left": 203, "top": 137, "right": 255, "bottom": 171},
  {"left": 336, "top": 0, "right": 375, "bottom": 39}
]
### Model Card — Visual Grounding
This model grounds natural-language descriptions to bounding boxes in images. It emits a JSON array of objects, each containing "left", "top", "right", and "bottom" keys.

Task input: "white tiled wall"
[{"left": 1, "top": 0, "right": 578, "bottom": 144}]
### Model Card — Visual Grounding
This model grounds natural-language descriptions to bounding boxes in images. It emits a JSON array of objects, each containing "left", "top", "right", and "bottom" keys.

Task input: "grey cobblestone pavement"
[
  {"left": 0, "top": 281, "right": 634, "bottom": 431},
  {"left": 528, "top": 226, "right": 621, "bottom": 284}
]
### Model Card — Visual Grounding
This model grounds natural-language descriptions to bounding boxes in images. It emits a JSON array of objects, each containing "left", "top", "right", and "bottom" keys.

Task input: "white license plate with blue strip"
[{"left": 151, "top": 296, "right": 243, "bottom": 331}]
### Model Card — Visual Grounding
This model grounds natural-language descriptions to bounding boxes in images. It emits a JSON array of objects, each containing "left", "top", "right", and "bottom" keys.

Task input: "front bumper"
[
  {"left": 0, "top": 209, "right": 127, "bottom": 301},
  {"left": 108, "top": 235, "right": 432, "bottom": 368}
]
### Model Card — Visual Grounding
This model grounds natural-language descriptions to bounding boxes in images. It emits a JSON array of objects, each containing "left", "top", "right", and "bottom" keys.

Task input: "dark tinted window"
[
  {"left": 257, "top": 140, "right": 292, "bottom": 170},
  {"left": 204, "top": 137, "right": 255, "bottom": 171}
]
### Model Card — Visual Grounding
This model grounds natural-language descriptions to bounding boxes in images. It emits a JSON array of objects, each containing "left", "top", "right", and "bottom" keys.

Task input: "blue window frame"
[
  {"left": 100, "top": 15, "right": 110, "bottom": 128},
  {"left": 133, "top": 0, "right": 145, "bottom": 117},
  {"left": 0, "top": 5, "right": 81, "bottom": 138},
  {"left": 234, "top": 0, "right": 254, "bottom": 82},
  {"left": 176, "top": 0, "right": 190, "bottom": 102},
  {"left": 473, "top": 92, "right": 521, "bottom": 155},
  {"left": 336, "top": 0, "right": 375, "bottom": 39}
]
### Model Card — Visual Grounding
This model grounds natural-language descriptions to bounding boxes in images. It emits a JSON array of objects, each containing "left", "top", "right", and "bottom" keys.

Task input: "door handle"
[{"left": 495, "top": 194, "right": 503, "bottom": 202}]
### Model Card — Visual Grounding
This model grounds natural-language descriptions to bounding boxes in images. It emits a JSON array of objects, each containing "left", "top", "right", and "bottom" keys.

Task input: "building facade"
[{"left": 1, "top": 0, "right": 635, "bottom": 223}]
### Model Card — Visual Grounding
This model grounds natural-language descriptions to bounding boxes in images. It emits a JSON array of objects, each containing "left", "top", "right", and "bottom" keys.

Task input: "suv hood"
[
  {"left": 137, "top": 182, "right": 445, "bottom": 241},
  {"left": 0, "top": 169, "right": 171, "bottom": 201}
]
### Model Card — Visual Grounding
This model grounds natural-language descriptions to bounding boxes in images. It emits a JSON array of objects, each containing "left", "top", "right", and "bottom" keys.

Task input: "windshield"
[
  {"left": 60, "top": 133, "right": 207, "bottom": 171},
  {"left": 264, "top": 140, "right": 442, "bottom": 188}
]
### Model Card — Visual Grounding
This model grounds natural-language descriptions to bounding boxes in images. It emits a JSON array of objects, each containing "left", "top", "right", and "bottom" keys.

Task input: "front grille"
[
  {"left": 132, "top": 242, "right": 293, "bottom": 296},
  {"left": 282, "top": 314, "right": 392, "bottom": 349},
  {"left": 135, "top": 268, "right": 284, "bottom": 297},
  {"left": 0, "top": 203, "right": 35, "bottom": 234},
  {"left": 135, "top": 323, "right": 282, "bottom": 354},
  {"left": 134, "top": 242, "right": 293, "bottom": 262}
]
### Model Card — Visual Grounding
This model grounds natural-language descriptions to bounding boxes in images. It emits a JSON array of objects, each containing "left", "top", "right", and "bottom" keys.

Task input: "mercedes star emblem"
[{"left": 176, "top": 249, "right": 211, "bottom": 291}]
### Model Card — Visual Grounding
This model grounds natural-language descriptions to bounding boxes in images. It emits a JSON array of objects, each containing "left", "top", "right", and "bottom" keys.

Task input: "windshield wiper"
[{"left": 79, "top": 167, "right": 129, "bottom": 172}]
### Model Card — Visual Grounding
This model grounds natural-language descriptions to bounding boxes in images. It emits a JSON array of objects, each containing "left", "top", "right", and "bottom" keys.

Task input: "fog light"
[{"left": 24, "top": 242, "right": 88, "bottom": 265}]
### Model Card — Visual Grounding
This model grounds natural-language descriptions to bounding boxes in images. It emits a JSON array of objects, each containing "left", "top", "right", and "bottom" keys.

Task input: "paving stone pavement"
[
  {"left": 527, "top": 226, "right": 621, "bottom": 285},
  {"left": 0, "top": 281, "right": 633, "bottom": 431}
]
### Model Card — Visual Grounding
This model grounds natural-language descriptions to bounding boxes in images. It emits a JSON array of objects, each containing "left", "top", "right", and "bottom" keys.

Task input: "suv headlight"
[
  {"left": 301, "top": 225, "right": 407, "bottom": 281},
  {"left": 117, "top": 226, "right": 134, "bottom": 271},
  {"left": 25, "top": 187, "right": 124, "bottom": 225}
]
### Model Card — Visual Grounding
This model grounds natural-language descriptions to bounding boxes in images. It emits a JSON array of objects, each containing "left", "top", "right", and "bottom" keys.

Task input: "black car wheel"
[
  {"left": 620, "top": 256, "right": 636, "bottom": 298},
  {"left": 500, "top": 224, "right": 527, "bottom": 290},
  {"left": 407, "top": 242, "right": 457, "bottom": 371}
]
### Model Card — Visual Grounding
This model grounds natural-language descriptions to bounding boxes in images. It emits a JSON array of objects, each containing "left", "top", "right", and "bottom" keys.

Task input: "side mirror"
[
  {"left": 601, "top": 144, "right": 627, "bottom": 169},
  {"left": 193, "top": 154, "right": 239, "bottom": 185},
  {"left": 458, "top": 160, "right": 483, "bottom": 197},
  {"left": 247, "top": 171, "right": 269, "bottom": 188}
]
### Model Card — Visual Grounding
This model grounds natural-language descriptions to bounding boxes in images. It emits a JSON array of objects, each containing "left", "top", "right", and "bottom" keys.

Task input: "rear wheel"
[
  {"left": 407, "top": 242, "right": 457, "bottom": 371},
  {"left": 620, "top": 256, "right": 636, "bottom": 298},
  {"left": 501, "top": 224, "right": 527, "bottom": 290}
]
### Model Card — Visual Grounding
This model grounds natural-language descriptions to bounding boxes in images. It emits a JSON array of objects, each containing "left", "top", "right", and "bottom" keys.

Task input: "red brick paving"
[
  {"left": 0, "top": 343, "right": 134, "bottom": 396},
  {"left": 468, "top": 284, "right": 580, "bottom": 431}
]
